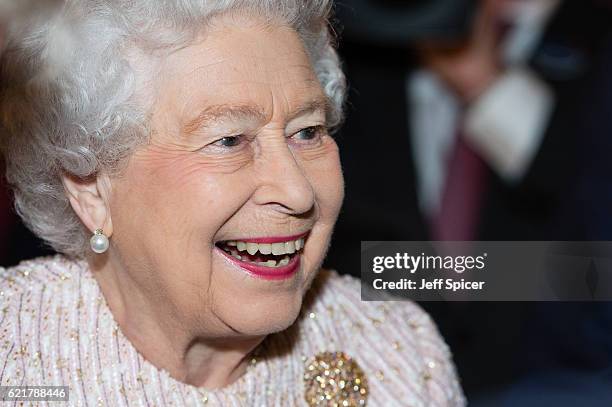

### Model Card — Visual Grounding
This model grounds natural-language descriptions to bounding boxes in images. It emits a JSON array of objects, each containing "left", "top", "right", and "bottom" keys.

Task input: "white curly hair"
[{"left": 0, "top": 0, "right": 346, "bottom": 257}]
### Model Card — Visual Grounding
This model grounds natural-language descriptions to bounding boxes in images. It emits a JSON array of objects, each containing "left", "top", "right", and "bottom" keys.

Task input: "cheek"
[
  {"left": 304, "top": 143, "right": 344, "bottom": 221},
  {"left": 114, "top": 150, "right": 255, "bottom": 248}
]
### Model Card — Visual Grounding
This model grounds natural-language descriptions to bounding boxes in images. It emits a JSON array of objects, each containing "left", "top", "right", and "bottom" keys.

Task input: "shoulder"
[
  {"left": 0, "top": 255, "right": 84, "bottom": 385},
  {"left": 297, "top": 269, "right": 465, "bottom": 406},
  {"left": 0, "top": 254, "right": 81, "bottom": 301},
  {"left": 1, "top": 253, "right": 81, "bottom": 279},
  {"left": 1, "top": 255, "right": 66, "bottom": 310},
  {"left": 304, "top": 269, "right": 447, "bottom": 339}
]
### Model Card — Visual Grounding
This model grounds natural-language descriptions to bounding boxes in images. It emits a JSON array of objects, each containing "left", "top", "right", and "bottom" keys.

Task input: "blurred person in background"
[{"left": 328, "top": 0, "right": 612, "bottom": 405}]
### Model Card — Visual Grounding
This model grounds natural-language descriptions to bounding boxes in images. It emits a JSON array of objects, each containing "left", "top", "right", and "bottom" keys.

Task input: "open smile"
[{"left": 215, "top": 232, "right": 308, "bottom": 280}]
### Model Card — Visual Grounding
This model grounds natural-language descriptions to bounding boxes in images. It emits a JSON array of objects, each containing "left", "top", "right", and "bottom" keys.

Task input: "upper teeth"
[{"left": 226, "top": 237, "right": 305, "bottom": 255}]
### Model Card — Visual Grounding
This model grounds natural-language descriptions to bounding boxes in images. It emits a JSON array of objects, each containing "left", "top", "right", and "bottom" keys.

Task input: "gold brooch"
[{"left": 303, "top": 351, "right": 368, "bottom": 406}]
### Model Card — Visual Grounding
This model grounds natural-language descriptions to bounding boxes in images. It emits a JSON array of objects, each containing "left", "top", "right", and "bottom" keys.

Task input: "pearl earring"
[{"left": 90, "top": 228, "right": 109, "bottom": 254}]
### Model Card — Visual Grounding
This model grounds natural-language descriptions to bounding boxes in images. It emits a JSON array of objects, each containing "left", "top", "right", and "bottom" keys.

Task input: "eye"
[
  {"left": 290, "top": 126, "right": 328, "bottom": 145},
  {"left": 198, "top": 134, "right": 251, "bottom": 155},
  {"left": 215, "top": 136, "right": 242, "bottom": 148}
]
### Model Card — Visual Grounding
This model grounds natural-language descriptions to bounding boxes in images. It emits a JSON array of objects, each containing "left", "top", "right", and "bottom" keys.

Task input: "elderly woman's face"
[{"left": 109, "top": 15, "right": 343, "bottom": 336}]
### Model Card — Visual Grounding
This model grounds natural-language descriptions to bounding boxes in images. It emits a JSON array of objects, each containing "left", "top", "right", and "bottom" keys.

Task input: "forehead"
[{"left": 153, "top": 15, "right": 325, "bottom": 123}]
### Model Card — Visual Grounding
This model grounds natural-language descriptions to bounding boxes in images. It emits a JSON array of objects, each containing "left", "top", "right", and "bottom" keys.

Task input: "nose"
[{"left": 252, "top": 141, "right": 315, "bottom": 215}]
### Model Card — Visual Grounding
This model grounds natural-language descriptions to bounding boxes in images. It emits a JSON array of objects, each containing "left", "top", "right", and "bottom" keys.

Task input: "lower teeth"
[
  {"left": 219, "top": 245, "right": 299, "bottom": 268},
  {"left": 224, "top": 249, "right": 292, "bottom": 268}
]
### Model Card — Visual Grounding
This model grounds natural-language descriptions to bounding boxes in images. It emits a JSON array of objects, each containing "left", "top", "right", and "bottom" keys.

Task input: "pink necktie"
[
  {"left": 430, "top": 14, "right": 512, "bottom": 241},
  {"left": 431, "top": 133, "right": 488, "bottom": 241}
]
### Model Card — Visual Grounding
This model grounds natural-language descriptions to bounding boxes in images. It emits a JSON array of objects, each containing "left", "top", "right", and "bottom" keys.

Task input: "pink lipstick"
[{"left": 215, "top": 232, "right": 308, "bottom": 280}]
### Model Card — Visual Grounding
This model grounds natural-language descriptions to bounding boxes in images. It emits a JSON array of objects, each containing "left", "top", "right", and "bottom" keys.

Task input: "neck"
[{"left": 87, "top": 254, "right": 263, "bottom": 388}]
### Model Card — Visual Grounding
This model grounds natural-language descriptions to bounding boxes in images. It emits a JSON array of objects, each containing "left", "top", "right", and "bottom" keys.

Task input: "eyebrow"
[
  {"left": 287, "top": 98, "right": 331, "bottom": 123},
  {"left": 183, "top": 97, "right": 331, "bottom": 135},
  {"left": 183, "top": 104, "right": 267, "bottom": 135}
]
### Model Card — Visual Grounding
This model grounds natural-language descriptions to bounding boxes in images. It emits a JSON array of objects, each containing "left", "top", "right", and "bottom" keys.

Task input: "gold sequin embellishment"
[{"left": 304, "top": 351, "right": 368, "bottom": 406}]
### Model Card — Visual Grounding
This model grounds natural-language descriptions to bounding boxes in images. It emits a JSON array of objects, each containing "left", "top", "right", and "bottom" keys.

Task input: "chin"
[{"left": 214, "top": 289, "right": 306, "bottom": 336}]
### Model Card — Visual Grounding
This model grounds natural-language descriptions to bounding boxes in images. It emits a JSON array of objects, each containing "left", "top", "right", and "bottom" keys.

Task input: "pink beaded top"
[{"left": 0, "top": 255, "right": 465, "bottom": 406}]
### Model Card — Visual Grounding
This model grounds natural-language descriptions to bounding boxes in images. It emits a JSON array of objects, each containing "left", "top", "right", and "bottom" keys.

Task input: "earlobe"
[{"left": 61, "top": 173, "right": 113, "bottom": 237}]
